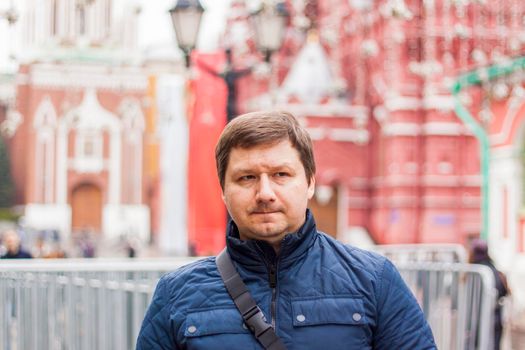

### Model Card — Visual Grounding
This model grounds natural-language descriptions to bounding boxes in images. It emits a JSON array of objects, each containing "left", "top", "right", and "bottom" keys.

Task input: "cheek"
[{"left": 223, "top": 188, "right": 247, "bottom": 209}]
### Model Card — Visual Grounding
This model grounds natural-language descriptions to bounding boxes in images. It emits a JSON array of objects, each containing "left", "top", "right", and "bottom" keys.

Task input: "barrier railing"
[
  {"left": 0, "top": 258, "right": 196, "bottom": 350},
  {"left": 373, "top": 244, "right": 496, "bottom": 350},
  {"left": 373, "top": 243, "right": 468, "bottom": 263},
  {"left": 0, "top": 255, "right": 496, "bottom": 350},
  {"left": 397, "top": 262, "right": 496, "bottom": 350}
]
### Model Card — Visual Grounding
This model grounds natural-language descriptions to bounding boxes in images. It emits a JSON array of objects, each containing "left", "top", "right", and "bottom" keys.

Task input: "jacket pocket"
[
  {"left": 183, "top": 307, "right": 260, "bottom": 350},
  {"left": 290, "top": 296, "right": 371, "bottom": 349},
  {"left": 291, "top": 296, "right": 366, "bottom": 326}
]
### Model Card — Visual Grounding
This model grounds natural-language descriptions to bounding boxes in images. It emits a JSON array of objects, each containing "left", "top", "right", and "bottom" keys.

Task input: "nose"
[{"left": 255, "top": 175, "right": 276, "bottom": 203}]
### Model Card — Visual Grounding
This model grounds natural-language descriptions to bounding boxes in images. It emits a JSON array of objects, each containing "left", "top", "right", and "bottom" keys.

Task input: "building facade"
[
  {"left": 0, "top": 0, "right": 169, "bottom": 246},
  {"left": 209, "top": 0, "right": 525, "bottom": 263}
]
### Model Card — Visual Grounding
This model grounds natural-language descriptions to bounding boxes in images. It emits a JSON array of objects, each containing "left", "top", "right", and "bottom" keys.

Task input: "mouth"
[{"left": 251, "top": 209, "right": 281, "bottom": 215}]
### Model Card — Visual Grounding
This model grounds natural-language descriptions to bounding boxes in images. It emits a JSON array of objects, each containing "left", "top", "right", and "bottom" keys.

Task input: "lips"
[{"left": 252, "top": 211, "right": 279, "bottom": 215}]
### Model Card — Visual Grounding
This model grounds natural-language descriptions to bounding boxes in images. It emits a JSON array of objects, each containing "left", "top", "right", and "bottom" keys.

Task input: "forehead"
[
  {"left": 3, "top": 231, "right": 18, "bottom": 241},
  {"left": 226, "top": 140, "right": 302, "bottom": 172}
]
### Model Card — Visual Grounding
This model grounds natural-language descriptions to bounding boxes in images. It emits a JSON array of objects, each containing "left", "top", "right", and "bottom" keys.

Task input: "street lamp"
[
  {"left": 250, "top": 1, "right": 290, "bottom": 62},
  {"left": 169, "top": 0, "right": 205, "bottom": 68},
  {"left": 169, "top": 0, "right": 289, "bottom": 121},
  {"left": 0, "top": 5, "right": 18, "bottom": 25}
]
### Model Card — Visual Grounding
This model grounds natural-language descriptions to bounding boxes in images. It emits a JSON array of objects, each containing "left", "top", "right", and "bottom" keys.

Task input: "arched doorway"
[
  {"left": 309, "top": 185, "right": 339, "bottom": 238},
  {"left": 71, "top": 183, "right": 102, "bottom": 233}
]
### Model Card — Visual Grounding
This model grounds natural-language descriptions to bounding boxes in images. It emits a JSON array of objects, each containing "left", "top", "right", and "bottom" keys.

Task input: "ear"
[{"left": 307, "top": 176, "right": 315, "bottom": 200}]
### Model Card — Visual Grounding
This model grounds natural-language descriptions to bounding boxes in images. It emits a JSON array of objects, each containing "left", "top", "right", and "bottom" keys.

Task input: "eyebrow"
[{"left": 229, "top": 163, "right": 296, "bottom": 176}]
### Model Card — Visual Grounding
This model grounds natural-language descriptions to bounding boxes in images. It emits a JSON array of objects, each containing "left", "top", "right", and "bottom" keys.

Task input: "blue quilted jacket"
[{"left": 136, "top": 211, "right": 436, "bottom": 349}]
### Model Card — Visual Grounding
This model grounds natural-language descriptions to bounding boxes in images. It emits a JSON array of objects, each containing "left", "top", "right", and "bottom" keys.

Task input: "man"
[
  {"left": 1, "top": 229, "right": 32, "bottom": 259},
  {"left": 137, "top": 111, "right": 436, "bottom": 349}
]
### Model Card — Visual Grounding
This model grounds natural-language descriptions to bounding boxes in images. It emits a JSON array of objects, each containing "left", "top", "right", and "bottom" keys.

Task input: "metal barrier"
[
  {"left": 397, "top": 262, "right": 496, "bottom": 350},
  {"left": 0, "top": 258, "right": 197, "bottom": 350},
  {"left": 373, "top": 244, "right": 497, "bottom": 349},
  {"left": 373, "top": 243, "right": 468, "bottom": 263},
  {"left": 0, "top": 255, "right": 497, "bottom": 350}
]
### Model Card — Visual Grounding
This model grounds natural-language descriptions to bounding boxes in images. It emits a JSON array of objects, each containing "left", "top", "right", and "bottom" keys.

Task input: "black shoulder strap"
[{"left": 216, "top": 248, "right": 287, "bottom": 350}]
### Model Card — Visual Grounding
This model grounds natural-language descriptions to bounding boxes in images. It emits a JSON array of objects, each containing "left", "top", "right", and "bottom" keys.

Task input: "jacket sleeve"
[
  {"left": 136, "top": 276, "right": 179, "bottom": 350},
  {"left": 373, "top": 259, "right": 437, "bottom": 350}
]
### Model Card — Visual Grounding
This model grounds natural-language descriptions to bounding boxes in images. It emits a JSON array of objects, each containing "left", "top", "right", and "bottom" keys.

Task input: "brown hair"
[{"left": 215, "top": 110, "right": 316, "bottom": 189}]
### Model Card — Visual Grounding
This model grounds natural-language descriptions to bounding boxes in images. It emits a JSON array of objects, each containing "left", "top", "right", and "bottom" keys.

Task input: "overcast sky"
[
  {"left": 0, "top": 0, "right": 232, "bottom": 71},
  {"left": 137, "top": 0, "right": 231, "bottom": 53}
]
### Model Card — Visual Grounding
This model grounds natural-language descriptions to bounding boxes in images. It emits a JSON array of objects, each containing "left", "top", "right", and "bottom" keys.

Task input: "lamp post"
[
  {"left": 250, "top": 1, "right": 290, "bottom": 63},
  {"left": 170, "top": 0, "right": 289, "bottom": 122},
  {"left": 169, "top": 0, "right": 205, "bottom": 68},
  {"left": 0, "top": 5, "right": 18, "bottom": 25}
]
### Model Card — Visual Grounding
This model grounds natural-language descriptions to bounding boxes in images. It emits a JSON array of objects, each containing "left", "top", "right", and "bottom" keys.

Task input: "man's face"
[{"left": 222, "top": 140, "right": 315, "bottom": 249}]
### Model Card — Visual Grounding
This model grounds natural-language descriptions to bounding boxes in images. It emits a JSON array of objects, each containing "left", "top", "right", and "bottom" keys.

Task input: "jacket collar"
[{"left": 226, "top": 209, "right": 318, "bottom": 272}]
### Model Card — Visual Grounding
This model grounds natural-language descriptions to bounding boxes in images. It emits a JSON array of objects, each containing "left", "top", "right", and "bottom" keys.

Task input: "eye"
[
  {"left": 238, "top": 175, "right": 256, "bottom": 181},
  {"left": 274, "top": 172, "right": 289, "bottom": 177}
]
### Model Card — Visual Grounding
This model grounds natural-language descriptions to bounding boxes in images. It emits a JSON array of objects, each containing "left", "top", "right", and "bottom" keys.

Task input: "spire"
[{"left": 280, "top": 35, "right": 333, "bottom": 103}]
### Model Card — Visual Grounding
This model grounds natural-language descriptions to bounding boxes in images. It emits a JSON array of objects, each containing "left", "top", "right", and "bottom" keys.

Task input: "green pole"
[{"left": 451, "top": 55, "right": 525, "bottom": 241}]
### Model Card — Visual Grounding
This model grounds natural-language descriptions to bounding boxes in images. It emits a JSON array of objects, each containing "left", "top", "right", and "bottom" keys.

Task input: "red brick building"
[
  {"left": 8, "top": 62, "right": 153, "bottom": 242},
  {"left": 188, "top": 0, "right": 525, "bottom": 259}
]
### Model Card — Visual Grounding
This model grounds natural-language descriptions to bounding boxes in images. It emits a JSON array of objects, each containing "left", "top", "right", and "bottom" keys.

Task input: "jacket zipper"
[
  {"left": 254, "top": 242, "right": 280, "bottom": 329},
  {"left": 268, "top": 264, "right": 277, "bottom": 328}
]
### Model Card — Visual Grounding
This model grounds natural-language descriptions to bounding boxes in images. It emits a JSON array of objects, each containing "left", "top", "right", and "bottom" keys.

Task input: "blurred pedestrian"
[
  {"left": 78, "top": 229, "right": 96, "bottom": 258},
  {"left": 1, "top": 229, "right": 32, "bottom": 259},
  {"left": 469, "top": 239, "right": 510, "bottom": 350}
]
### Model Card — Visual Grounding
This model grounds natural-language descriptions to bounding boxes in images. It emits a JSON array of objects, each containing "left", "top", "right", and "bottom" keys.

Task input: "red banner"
[{"left": 187, "top": 51, "right": 228, "bottom": 255}]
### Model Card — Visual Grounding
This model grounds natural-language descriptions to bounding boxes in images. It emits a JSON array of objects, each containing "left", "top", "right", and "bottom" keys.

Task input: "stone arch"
[{"left": 71, "top": 182, "right": 103, "bottom": 234}]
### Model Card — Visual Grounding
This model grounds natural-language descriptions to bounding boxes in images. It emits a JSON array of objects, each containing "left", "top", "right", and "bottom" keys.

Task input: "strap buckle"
[{"left": 244, "top": 305, "right": 272, "bottom": 337}]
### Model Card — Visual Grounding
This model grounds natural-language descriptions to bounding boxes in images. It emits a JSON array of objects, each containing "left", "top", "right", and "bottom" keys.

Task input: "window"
[{"left": 75, "top": 130, "right": 103, "bottom": 173}]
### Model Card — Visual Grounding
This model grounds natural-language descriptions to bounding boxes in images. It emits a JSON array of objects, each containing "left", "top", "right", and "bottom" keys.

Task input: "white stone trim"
[
  {"left": 372, "top": 175, "right": 481, "bottom": 187},
  {"left": 34, "top": 96, "right": 57, "bottom": 204},
  {"left": 307, "top": 127, "right": 325, "bottom": 140},
  {"left": 0, "top": 79, "right": 16, "bottom": 105},
  {"left": 24, "top": 203, "right": 72, "bottom": 238},
  {"left": 382, "top": 122, "right": 420, "bottom": 136},
  {"left": 422, "top": 95, "right": 456, "bottom": 111},
  {"left": 460, "top": 175, "right": 482, "bottom": 187},
  {"left": 247, "top": 95, "right": 369, "bottom": 118},
  {"left": 382, "top": 122, "right": 472, "bottom": 136},
  {"left": 102, "top": 204, "right": 150, "bottom": 243},
  {"left": 283, "top": 103, "right": 368, "bottom": 118},
  {"left": 73, "top": 130, "right": 104, "bottom": 173},
  {"left": 56, "top": 122, "right": 68, "bottom": 205},
  {"left": 490, "top": 96, "right": 523, "bottom": 146},
  {"left": 119, "top": 98, "right": 145, "bottom": 204},
  {"left": 491, "top": 145, "right": 519, "bottom": 161},
  {"left": 384, "top": 96, "right": 421, "bottom": 111},
  {"left": 329, "top": 128, "right": 369, "bottom": 143},
  {"left": 490, "top": 152, "right": 523, "bottom": 267},
  {"left": 33, "top": 95, "right": 57, "bottom": 127},
  {"left": 346, "top": 196, "right": 370, "bottom": 208},
  {"left": 27, "top": 63, "right": 148, "bottom": 91},
  {"left": 349, "top": 177, "right": 369, "bottom": 190},
  {"left": 374, "top": 175, "right": 420, "bottom": 187},
  {"left": 109, "top": 128, "right": 121, "bottom": 205},
  {"left": 387, "top": 196, "right": 418, "bottom": 207},
  {"left": 307, "top": 127, "right": 369, "bottom": 143},
  {"left": 421, "top": 122, "right": 468, "bottom": 135}
]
